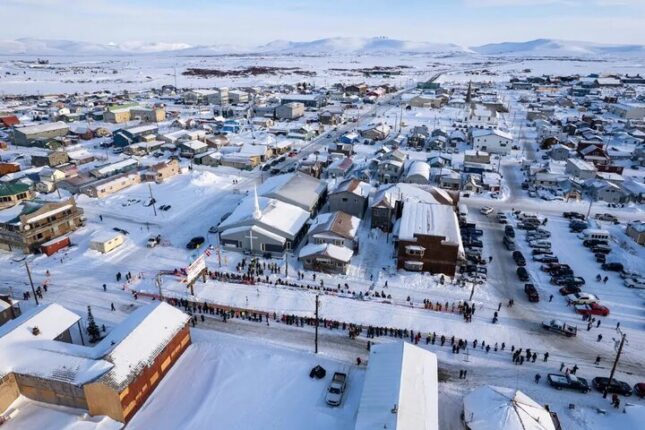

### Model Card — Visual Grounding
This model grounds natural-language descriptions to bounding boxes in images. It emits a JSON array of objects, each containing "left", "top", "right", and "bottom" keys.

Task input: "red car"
[
  {"left": 575, "top": 302, "right": 610, "bottom": 317},
  {"left": 635, "top": 383, "right": 645, "bottom": 398}
]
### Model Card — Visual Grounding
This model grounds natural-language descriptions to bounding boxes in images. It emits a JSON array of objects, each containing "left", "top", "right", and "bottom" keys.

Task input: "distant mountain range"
[{"left": 0, "top": 36, "right": 642, "bottom": 58}]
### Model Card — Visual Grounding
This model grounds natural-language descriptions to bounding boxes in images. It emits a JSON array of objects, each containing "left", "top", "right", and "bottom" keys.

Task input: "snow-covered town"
[{"left": 1, "top": 2, "right": 645, "bottom": 430}]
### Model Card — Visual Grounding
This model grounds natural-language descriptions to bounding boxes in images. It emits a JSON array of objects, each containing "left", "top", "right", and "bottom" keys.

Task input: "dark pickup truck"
[{"left": 547, "top": 374, "right": 590, "bottom": 393}]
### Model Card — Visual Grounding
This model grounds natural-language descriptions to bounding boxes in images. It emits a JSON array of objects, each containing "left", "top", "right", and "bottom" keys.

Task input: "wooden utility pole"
[
  {"left": 603, "top": 331, "right": 627, "bottom": 398},
  {"left": 24, "top": 261, "right": 39, "bottom": 305},
  {"left": 314, "top": 294, "right": 320, "bottom": 354},
  {"left": 148, "top": 184, "right": 158, "bottom": 217}
]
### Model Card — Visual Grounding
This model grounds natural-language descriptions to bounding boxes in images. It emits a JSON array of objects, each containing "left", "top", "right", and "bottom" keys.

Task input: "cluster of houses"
[{"left": 510, "top": 73, "right": 645, "bottom": 204}]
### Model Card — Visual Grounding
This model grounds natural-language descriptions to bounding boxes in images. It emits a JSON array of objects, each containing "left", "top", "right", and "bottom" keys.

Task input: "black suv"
[{"left": 592, "top": 377, "right": 633, "bottom": 396}]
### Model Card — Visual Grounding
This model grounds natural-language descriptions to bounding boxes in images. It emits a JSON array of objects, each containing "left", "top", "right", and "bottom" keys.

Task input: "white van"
[{"left": 579, "top": 229, "right": 610, "bottom": 241}]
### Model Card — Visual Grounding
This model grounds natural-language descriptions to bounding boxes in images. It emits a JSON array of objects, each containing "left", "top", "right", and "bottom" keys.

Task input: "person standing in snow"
[{"left": 535, "top": 374, "right": 541, "bottom": 384}]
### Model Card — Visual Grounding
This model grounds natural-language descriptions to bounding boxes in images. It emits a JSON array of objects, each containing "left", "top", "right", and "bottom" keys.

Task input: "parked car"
[
  {"left": 591, "top": 245, "right": 611, "bottom": 255},
  {"left": 569, "top": 220, "right": 589, "bottom": 232},
  {"left": 533, "top": 255, "right": 558, "bottom": 263},
  {"left": 566, "top": 292, "right": 599, "bottom": 305},
  {"left": 634, "top": 383, "right": 645, "bottom": 398},
  {"left": 524, "top": 284, "right": 539, "bottom": 302},
  {"left": 531, "top": 249, "right": 553, "bottom": 257},
  {"left": 541, "top": 263, "right": 569, "bottom": 272},
  {"left": 186, "top": 236, "right": 205, "bottom": 249},
  {"left": 592, "top": 377, "right": 633, "bottom": 396},
  {"left": 517, "top": 267, "right": 530, "bottom": 282},
  {"left": 595, "top": 254, "right": 607, "bottom": 263},
  {"left": 575, "top": 303, "right": 610, "bottom": 317},
  {"left": 512, "top": 251, "right": 526, "bottom": 266},
  {"left": 594, "top": 213, "right": 619, "bottom": 224},
  {"left": 542, "top": 319, "right": 577, "bottom": 337},
  {"left": 496, "top": 213, "right": 508, "bottom": 224},
  {"left": 563, "top": 212, "right": 585, "bottom": 220},
  {"left": 559, "top": 285, "right": 582, "bottom": 295},
  {"left": 554, "top": 277, "right": 585, "bottom": 287},
  {"left": 624, "top": 277, "right": 645, "bottom": 289},
  {"left": 547, "top": 373, "right": 590, "bottom": 393},
  {"left": 583, "top": 239, "right": 608, "bottom": 248},
  {"left": 325, "top": 372, "right": 347, "bottom": 406},
  {"left": 504, "top": 225, "right": 515, "bottom": 238},
  {"left": 601, "top": 262, "right": 624, "bottom": 272},
  {"left": 112, "top": 227, "right": 129, "bottom": 235},
  {"left": 480, "top": 206, "right": 494, "bottom": 215}
]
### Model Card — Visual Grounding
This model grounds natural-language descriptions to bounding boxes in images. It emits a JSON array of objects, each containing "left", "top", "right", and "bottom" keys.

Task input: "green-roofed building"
[{"left": 0, "top": 183, "right": 35, "bottom": 210}]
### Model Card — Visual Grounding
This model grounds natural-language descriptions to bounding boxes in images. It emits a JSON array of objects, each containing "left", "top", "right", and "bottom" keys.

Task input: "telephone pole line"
[
  {"left": 314, "top": 294, "right": 320, "bottom": 354},
  {"left": 24, "top": 261, "right": 39, "bottom": 305},
  {"left": 603, "top": 331, "right": 627, "bottom": 398},
  {"left": 148, "top": 183, "right": 158, "bottom": 217}
]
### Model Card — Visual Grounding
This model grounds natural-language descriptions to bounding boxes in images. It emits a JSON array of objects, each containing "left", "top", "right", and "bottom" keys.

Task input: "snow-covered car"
[
  {"left": 624, "top": 277, "right": 645, "bottom": 289},
  {"left": 575, "top": 303, "right": 609, "bottom": 317},
  {"left": 208, "top": 225, "right": 219, "bottom": 234},
  {"left": 547, "top": 374, "right": 590, "bottom": 393},
  {"left": 480, "top": 206, "right": 493, "bottom": 215},
  {"left": 496, "top": 212, "right": 508, "bottom": 224},
  {"left": 594, "top": 213, "right": 619, "bottom": 224},
  {"left": 325, "top": 372, "right": 347, "bottom": 406},
  {"left": 566, "top": 292, "right": 599, "bottom": 305}
]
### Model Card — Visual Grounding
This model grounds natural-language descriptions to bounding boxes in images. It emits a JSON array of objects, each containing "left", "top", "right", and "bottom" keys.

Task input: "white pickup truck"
[{"left": 325, "top": 372, "right": 347, "bottom": 406}]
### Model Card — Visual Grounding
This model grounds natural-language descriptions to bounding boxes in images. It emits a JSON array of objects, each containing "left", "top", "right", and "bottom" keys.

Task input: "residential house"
[
  {"left": 81, "top": 173, "right": 142, "bottom": 198},
  {"left": 361, "top": 124, "right": 391, "bottom": 141},
  {"left": 13, "top": 122, "right": 69, "bottom": 147},
  {"left": 0, "top": 295, "right": 20, "bottom": 327},
  {"left": 113, "top": 124, "right": 158, "bottom": 148},
  {"left": 549, "top": 144, "right": 571, "bottom": 161},
  {"left": 328, "top": 179, "right": 371, "bottom": 218},
  {"left": 229, "top": 90, "right": 249, "bottom": 105},
  {"left": 298, "top": 243, "right": 353, "bottom": 275},
  {"left": 565, "top": 158, "right": 597, "bottom": 180},
  {"left": 0, "top": 163, "right": 20, "bottom": 177},
  {"left": 130, "top": 106, "right": 166, "bottom": 123},
  {"left": 395, "top": 200, "right": 462, "bottom": 276},
  {"left": 90, "top": 159, "right": 139, "bottom": 179},
  {"left": 609, "top": 102, "right": 645, "bottom": 120},
  {"left": 0, "top": 183, "right": 35, "bottom": 209},
  {"left": 471, "top": 129, "right": 512, "bottom": 155},
  {"left": 0, "top": 198, "right": 84, "bottom": 253},
  {"left": 306, "top": 211, "right": 360, "bottom": 250},
  {"left": 179, "top": 140, "right": 209, "bottom": 158},
  {"left": 626, "top": 221, "right": 645, "bottom": 246},
  {"left": 31, "top": 150, "right": 69, "bottom": 168},
  {"left": 590, "top": 180, "right": 629, "bottom": 204},
  {"left": 275, "top": 102, "right": 305, "bottom": 120},
  {"left": 103, "top": 103, "right": 139, "bottom": 123},
  {"left": 327, "top": 157, "right": 353, "bottom": 178},
  {"left": 281, "top": 94, "right": 326, "bottom": 108},
  {"left": 143, "top": 159, "right": 181, "bottom": 183}
]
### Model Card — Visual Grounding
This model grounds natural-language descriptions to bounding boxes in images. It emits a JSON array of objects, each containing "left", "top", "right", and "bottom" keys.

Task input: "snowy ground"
[
  {"left": 128, "top": 329, "right": 365, "bottom": 430},
  {"left": 1, "top": 54, "right": 645, "bottom": 429}
]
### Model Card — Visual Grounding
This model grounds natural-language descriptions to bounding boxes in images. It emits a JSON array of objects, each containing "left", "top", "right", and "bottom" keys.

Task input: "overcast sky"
[{"left": 2, "top": 0, "right": 644, "bottom": 47}]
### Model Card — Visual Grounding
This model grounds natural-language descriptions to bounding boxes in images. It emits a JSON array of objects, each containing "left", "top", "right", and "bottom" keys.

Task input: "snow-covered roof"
[
  {"left": 355, "top": 342, "right": 438, "bottom": 430},
  {"left": 219, "top": 195, "right": 310, "bottom": 239},
  {"left": 463, "top": 386, "right": 556, "bottom": 430},
  {"left": 259, "top": 172, "right": 326, "bottom": 212},
  {"left": 15, "top": 121, "right": 68, "bottom": 135},
  {"left": 298, "top": 243, "right": 353, "bottom": 262},
  {"left": 371, "top": 183, "right": 455, "bottom": 209},
  {"left": 91, "top": 158, "right": 138, "bottom": 177},
  {"left": 309, "top": 211, "right": 361, "bottom": 240},
  {"left": 471, "top": 128, "right": 513, "bottom": 140},
  {"left": 124, "top": 124, "right": 158, "bottom": 135},
  {"left": 398, "top": 200, "right": 461, "bottom": 246},
  {"left": 95, "top": 302, "right": 190, "bottom": 390},
  {"left": 405, "top": 160, "right": 431, "bottom": 180},
  {"left": 0, "top": 304, "right": 113, "bottom": 386},
  {"left": 333, "top": 178, "right": 370, "bottom": 198}
]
